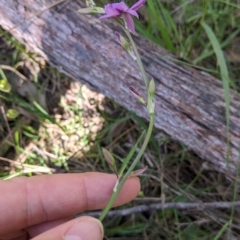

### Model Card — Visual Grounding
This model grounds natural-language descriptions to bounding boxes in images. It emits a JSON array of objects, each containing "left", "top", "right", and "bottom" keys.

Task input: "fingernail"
[
  {"left": 63, "top": 217, "right": 103, "bottom": 240},
  {"left": 64, "top": 236, "right": 81, "bottom": 240}
]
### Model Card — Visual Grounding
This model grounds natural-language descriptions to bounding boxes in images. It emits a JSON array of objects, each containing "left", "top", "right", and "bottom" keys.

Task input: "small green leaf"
[
  {"left": 0, "top": 79, "right": 11, "bottom": 93},
  {"left": 6, "top": 109, "right": 19, "bottom": 119}
]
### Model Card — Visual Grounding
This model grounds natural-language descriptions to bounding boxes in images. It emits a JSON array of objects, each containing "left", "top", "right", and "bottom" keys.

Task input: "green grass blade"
[
  {"left": 201, "top": 21, "right": 230, "bottom": 165},
  {"left": 147, "top": 0, "right": 174, "bottom": 51},
  {"left": 136, "top": 22, "right": 162, "bottom": 45},
  {"left": 193, "top": 28, "right": 240, "bottom": 64},
  {"left": 213, "top": 220, "right": 230, "bottom": 240},
  {"left": 0, "top": 68, "right": 7, "bottom": 80},
  {"left": 217, "top": 0, "right": 240, "bottom": 9}
]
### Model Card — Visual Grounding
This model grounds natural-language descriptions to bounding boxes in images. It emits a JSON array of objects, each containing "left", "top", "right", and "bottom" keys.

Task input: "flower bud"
[
  {"left": 148, "top": 79, "right": 155, "bottom": 97},
  {"left": 115, "top": 32, "right": 137, "bottom": 61},
  {"left": 129, "top": 166, "right": 148, "bottom": 178},
  {"left": 102, "top": 148, "right": 117, "bottom": 173},
  {"left": 6, "top": 109, "right": 19, "bottom": 120},
  {"left": 0, "top": 79, "right": 11, "bottom": 93},
  {"left": 129, "top": 87, "right": 146, "bottom": 105}
]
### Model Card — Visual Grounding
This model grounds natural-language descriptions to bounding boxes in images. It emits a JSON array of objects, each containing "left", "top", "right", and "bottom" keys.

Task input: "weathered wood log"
[{"left": 0, "top": 0, "right": 240, "bottom": 176}]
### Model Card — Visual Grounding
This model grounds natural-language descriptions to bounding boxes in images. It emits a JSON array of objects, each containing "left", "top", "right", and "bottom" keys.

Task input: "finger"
[
  {"left": 32, "top": 216, "right": 103, "bottom": 240},
  {"left": 0, "top": 173, "right": 140, "bottom": 235},
  {"left": 27, "top": 217, "right": 72, "bottom": 238},
  {"left": 0, "top": 229, "right": 27, "bottom": 240},
  {"left": 0, "top": 218, "right": 72, "bottom": 240}
]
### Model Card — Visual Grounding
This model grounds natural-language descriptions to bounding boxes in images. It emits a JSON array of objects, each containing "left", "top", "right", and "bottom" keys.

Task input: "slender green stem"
[
  {"left": 99, "top": 23, "right": 155, "bottom": 222},
  {"left": 118, "top": 130, "right": 146, "bottom": 178},
  {"left": 99, "top": 114, "right": 154, "bottom": 221},
  {"left": 123, "top": 28, "right": 149, "bottom": 89}
]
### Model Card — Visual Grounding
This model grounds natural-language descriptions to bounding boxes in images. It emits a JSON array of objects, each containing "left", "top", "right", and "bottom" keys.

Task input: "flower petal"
[
  {"left": 105, "top": 4, "right": 122, "bottom": 15},
  {"left": 112, "top": 2, "right": 128, "bottom": 12},
  {"left": 130, "top": 0, "right": 146, "bottom": 11},
  {"left": 99, "top": 4, "right": 121, "bottom": 19},
  {"left": 127, "top": 9, "right": 139, "bottom": 18},
  {"left": 125, "top": 13, "right": 135, "bottom": 33}
]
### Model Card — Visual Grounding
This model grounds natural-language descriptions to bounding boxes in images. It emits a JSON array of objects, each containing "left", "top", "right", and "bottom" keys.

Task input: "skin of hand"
[{"left": 0, "top": 172, "right": 140, "bottom": 240}]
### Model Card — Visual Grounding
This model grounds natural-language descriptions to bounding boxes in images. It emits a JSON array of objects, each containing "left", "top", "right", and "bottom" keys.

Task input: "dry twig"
[{"left": 80, "top": 201, "right": 240, "bottom": 218}]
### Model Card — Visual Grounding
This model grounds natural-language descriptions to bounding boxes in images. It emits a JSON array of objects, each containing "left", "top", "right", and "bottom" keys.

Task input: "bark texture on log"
[{"left": 0, "top": 0, "right": 240, "bottom": 175}]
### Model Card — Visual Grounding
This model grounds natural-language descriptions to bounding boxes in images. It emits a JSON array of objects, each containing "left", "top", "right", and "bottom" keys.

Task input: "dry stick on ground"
[
  {"left": 82, "top": 201, "right": 240, "bottom": 218},
  {"left": 0, "top": 0, "right": 240, "bottom": 176},
  {"left": 0, "top": 65, "right": 29, "bottom": 81}
]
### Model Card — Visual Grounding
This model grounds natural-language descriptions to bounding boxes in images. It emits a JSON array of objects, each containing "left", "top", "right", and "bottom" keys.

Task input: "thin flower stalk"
[
  {"left": 99, "top": 114, "right": 154, "bottom": 221},
  {"left": 78, "top": 0, "right": 155, "bottom": 222},
  {"left": 99, "top": 23, "right": 155, "bottom": 221}
]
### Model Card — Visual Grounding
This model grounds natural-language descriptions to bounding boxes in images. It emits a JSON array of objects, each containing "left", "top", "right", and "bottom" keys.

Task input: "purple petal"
[
  {"left": 130, "top": 0, "right": 146, "bottom": 11},
  {"left": 104, "top": 4, "right": 121, "bottom": 15},
  {"left": 112, "top": 2, "right": 128, "bottom": 12},
  {"left": 127, "top": 9, "right": 139, "bottom": 18},
  {"left": 125, "top": 13, "right": 135, "bottom": 33},
  {"left": 99, "top": 4, "right": 121, "bottom": 19}
]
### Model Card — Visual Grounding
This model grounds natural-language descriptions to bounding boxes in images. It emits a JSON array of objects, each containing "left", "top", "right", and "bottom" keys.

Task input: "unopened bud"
[
  {"left": 115, "top": 32, "right": 129, "bottom": 49},
  {"left": 129, "top": 87, "right": 146, "bottom": 105},
  {"left": 148, "top": 79, "right": 155, "bottom": 97},
  {"left": 115, "top": 32, "right": 137, "bottom": 61},
  {"left": 6, "top": 109, "right": 19, "bottom": 120},
  {"left": 102, "top": 148, "right": 117, "bottom": 173},
  {"left": 0, "top": 79, "right": 11, "bottom": 93},
  {"left": 129, "top": 166, "right": 148, "bottom": 178}
]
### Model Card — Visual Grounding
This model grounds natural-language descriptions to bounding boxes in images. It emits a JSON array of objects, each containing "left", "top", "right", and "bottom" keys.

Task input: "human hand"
[{"left": 0, "top": 172, "right": 140, "bottom": 240}]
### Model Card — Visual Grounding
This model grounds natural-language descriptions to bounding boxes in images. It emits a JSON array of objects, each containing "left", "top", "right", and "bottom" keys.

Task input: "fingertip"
[
  {"left": 129, "top": 176, "right": 141, "bottom": 194},
  {"left": 32, "top": 217, "right": 104, "bottom": 240},
  {"left": 63, "top": 217, "right": 104, "bottom": 240},
  {"left": 113, "top": 176, "right": 141, "bottom": 207}
]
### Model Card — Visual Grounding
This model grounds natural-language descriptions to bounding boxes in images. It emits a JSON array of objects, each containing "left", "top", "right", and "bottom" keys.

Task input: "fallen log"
[{"left": 0, "top": 0, "right": 239, "bottom": 176}]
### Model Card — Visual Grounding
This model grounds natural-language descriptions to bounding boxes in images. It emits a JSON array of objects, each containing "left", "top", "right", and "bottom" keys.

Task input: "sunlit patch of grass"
[
  {"left": 33, "top": 83, "right": 105, "bottom": 170},
  {"left": 0, "top": 30, "right": 106, "bottom": 176}
]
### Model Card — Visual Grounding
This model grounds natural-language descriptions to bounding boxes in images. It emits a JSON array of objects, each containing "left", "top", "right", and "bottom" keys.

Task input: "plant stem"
[
  {"left": 99, "top": 24, "right": 155, "bottom": 222},
  {"left": 99, "top": 113, "right": 154, "bottom": 221},
  {"left": 123, "top": 28, "right": 149, "bottom": 89},
  {"left": 118, "top": 130, "right": 146, "bottom": 178}
]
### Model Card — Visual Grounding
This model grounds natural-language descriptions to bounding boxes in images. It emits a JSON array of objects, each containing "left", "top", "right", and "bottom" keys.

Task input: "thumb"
[{"left": 32, "top": 216, "right": 104, "bottom": 240}]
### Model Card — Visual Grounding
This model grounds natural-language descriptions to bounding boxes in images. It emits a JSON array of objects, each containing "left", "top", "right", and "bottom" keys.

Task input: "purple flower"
[{"left": 99, "top": 0, "right": 146, "bottom": 33}]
